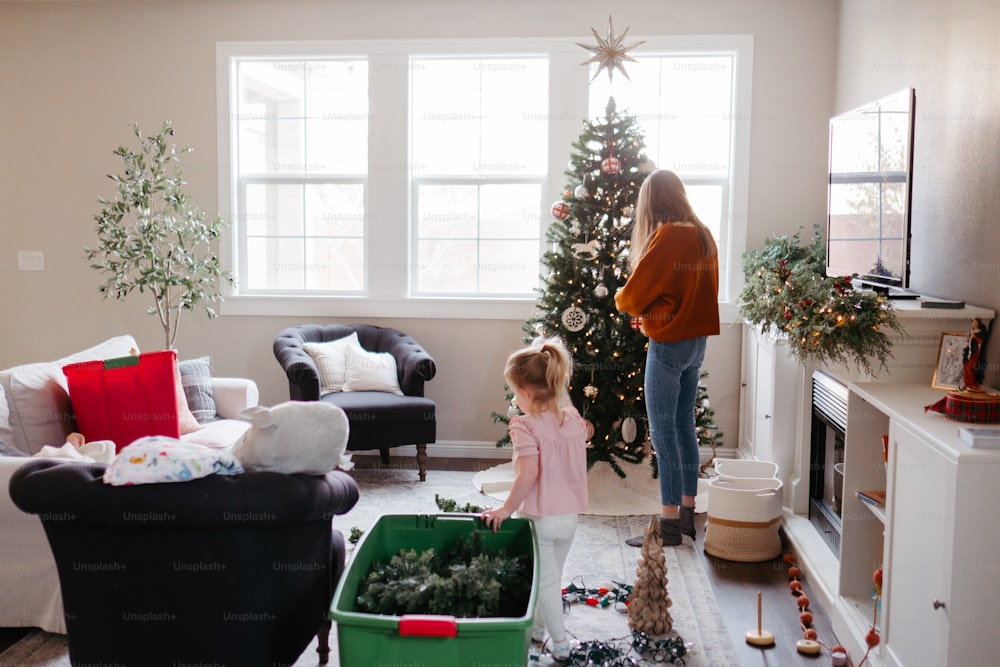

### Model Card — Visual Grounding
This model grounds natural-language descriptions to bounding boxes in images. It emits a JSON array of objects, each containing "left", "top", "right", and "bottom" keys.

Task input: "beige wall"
[
  {"left": 0, "top": 0, "right": 839, "bottom": 451},
  {"left": 836, "top": 0, "right": 1000, "bottom": 386}
]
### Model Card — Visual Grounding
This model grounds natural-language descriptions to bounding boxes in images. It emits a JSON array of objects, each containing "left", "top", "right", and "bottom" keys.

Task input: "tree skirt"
[{"left": 473, "top": 459, "right": 710, "bottom": 516}]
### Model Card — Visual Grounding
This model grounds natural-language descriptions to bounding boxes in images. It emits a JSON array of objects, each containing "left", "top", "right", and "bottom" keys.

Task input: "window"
[
  {"left": 232, "top": 57, "right": 368, "bottom": 293},
  {"left": 410, "top": 57, "right": 548, "bottom": 296},
  {"left": 589, "top": 52, "right": 743, "bottom": 302},
  {"left": 217, "top": 37, "right": 751, "bottom": 318}
]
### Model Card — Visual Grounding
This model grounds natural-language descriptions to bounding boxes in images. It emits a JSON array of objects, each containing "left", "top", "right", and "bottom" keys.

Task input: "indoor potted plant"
[
  {"left": 739, "top": 227, "right": 904, "bottom": 376},
  {"left": 86, "top": 121, "right": 233, "bottom": 349}
]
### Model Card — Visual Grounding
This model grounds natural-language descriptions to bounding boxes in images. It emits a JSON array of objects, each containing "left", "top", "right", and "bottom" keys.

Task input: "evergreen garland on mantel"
[{"left": 739, "top": 227, "right": 904, "bottom": 376}]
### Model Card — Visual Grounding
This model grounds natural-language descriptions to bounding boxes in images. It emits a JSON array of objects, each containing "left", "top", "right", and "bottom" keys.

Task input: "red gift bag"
[{"left": 63, "top": 350, "right": 180, "bottom": 451}]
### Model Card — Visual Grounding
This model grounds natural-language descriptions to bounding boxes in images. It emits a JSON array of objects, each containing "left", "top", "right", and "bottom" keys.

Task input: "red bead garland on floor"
[{"left": 781, "top": 552, "right": 882, "bottom": 666}]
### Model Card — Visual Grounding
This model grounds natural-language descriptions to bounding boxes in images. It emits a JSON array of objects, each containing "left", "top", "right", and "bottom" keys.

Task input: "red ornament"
[
  {"left": 630, "top": 316, "right": 642, "bottom": 331},
  {"left": 551, "top": 200, "right": 570, "bottom": 220},
  {"left": 865, "top": 629, "right": 881, "bottom": 648},
  {"left": 601, "top": 156, "right": 623, "bottom": 175}
]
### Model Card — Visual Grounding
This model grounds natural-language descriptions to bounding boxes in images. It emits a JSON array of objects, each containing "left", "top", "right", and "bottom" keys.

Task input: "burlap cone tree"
[{"left": 627, "top": 516, "right": 674, "bottom": 635}]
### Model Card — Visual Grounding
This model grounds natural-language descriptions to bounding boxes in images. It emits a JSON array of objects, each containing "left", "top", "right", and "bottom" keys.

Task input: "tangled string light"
[{"left": 554, "top": 576, "right": 691, "bottom": 665}]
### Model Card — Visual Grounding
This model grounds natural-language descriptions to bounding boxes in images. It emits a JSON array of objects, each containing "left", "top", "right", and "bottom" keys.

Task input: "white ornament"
[
  {"left": 622, "top": 416, "right": 638, "bottom": 443},
  {"left": 594, "top": 283, "right": 609, "bottom": 298},
  {"left": 638, "top": 158, "right": 656, "bottom": 174},
  {"left": 571, "top": 239, "right": 600, "bottom": 258},
  {"left": 561, "top": 306, "right": 588, "bottom": 332},
  {"left": 583, "top": 385, "right": 599, "bottom": 399},
  {"left": 574, "top": 184, "right": 589, "bottom": 199}
]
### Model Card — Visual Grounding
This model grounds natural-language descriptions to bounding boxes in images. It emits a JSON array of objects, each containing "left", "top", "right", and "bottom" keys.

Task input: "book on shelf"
[
  {"left": 958, "top": 426, "right": 1000, "bottom": 449},
  {"left": 856, "top": 489, "right": 886, "bottom": 507}
]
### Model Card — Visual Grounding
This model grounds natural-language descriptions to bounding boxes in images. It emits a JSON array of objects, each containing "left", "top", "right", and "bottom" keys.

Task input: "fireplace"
[{"left": 809, "top": 370, "right": 847, "bottom": 557}]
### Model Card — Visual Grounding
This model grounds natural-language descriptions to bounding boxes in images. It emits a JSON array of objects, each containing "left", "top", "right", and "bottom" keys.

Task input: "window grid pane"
[
  {"left": 410, "top": 56, "right": 548, "bottom": 297},
  {"left": 234, "top": 56, "right": 368, "bottom": 294}
]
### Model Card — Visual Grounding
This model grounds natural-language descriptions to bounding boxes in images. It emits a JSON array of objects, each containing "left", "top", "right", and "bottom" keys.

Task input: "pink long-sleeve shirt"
[{"left": 509, "top": 407, "right": 589, "bottom": 517}]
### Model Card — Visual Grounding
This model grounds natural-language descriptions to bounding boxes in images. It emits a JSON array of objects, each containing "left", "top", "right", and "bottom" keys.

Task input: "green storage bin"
[{"left": 330, "top": 514, "right": 538, "bottom": 667}]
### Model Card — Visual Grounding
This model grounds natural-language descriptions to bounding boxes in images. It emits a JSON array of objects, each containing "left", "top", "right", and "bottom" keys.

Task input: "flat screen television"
[{"left": 826, "top": 88, "right": 916, "bottom": 292}]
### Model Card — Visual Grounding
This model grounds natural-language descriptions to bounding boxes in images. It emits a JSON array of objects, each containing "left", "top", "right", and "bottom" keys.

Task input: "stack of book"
[{"left": 958, "top": 426, "right": 1000, "bottom": 449}]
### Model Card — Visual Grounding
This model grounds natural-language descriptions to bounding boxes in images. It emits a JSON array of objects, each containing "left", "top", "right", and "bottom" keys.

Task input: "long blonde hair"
[
  {"left": 629, "top": 169, "right": 716, "bottom": 272},
  {"left": 504, "top": 337, "right": 573, "bottom": 414}
]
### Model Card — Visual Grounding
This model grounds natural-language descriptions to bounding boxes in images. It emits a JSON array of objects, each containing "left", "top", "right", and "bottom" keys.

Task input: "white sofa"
[{"left": 0, "top": 334, "right": 258, "bottom": 633}]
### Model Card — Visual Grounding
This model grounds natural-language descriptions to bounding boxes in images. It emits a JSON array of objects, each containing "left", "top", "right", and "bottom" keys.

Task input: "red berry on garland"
[
  {"left": 799, "top": 611, "right": 813, "bottom": 626},
  {"left": 788, "top": 566, "right": 800, "bottom": 578},
  {"left": 866, "top": 629, "right": 881, "bottom": 647},
  {"left": 790, "top": 580, "right": 803, "bottom": 593},
  {"left": 783, "top": 554, "right": 796, "bottom": 565},
  {"left": 796, "top": 595, "right": 810, "bottom": 609},
  {"left": 804, "top": 628, "right": 818, "bottom": 641},
  {"left": 873, "top": 568, "right": 883, "bottom": 588}
]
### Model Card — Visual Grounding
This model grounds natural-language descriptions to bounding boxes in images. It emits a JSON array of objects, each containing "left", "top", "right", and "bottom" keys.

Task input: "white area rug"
[
  {"left": 474, "top": 459, "right": 711, "bottom": 515},
  {"left": 0, "top": 467, "right": 736, "bottom": 667}
]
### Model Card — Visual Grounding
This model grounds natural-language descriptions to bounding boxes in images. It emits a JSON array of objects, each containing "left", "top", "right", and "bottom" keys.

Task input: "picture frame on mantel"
[{"left": 932, "top": 332, "right": 968, "bottom": 390}]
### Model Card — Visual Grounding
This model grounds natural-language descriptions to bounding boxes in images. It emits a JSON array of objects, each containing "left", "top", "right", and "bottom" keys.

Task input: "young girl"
[
  {"left": 482, "top": 337, "right": 590, "bottom": 662},
  {"left": 615, "top": 169, "right": 720, "bottom": 547}
]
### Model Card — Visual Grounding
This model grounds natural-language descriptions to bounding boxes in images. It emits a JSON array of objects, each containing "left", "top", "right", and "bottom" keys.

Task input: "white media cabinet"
[{"left": 739, "top": 301, "right": 998, "bottom": 665}]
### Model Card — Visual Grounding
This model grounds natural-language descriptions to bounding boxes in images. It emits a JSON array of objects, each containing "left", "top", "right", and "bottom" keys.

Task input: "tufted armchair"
[
  {"left": 10, "top": 458, "right": 360, "bottom": 667},
  {"left": 273, "top": 324, "right": 437, "bottom": 481}
]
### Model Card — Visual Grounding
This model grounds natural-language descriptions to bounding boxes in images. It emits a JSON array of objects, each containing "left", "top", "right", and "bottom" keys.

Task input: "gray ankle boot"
[
  {"left": 659, "top": 517, "right": 682, "bottom": 546},
  {"left": 680, "top": 505, "right": 696, "bottom": 540}
]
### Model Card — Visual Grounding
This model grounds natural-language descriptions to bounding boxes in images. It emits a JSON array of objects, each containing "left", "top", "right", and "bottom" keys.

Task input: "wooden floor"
[{"left": 0, "top": 455, "right": 845, "bottom": 665}]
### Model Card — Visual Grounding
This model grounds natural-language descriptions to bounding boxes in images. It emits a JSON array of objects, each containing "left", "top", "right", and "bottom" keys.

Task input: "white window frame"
[{"left": 216, "top": 36, "right": 752, "bottom": 321}]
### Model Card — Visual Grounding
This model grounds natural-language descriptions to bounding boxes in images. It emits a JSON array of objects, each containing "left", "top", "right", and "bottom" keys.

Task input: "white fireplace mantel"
[{"left": 739, "top": 301, "right": 995, "bottom": 666}]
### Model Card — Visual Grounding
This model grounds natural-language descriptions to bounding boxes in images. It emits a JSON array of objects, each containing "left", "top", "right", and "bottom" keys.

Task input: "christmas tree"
[
  {"left": 492, "top": 95, "right": 655, "bottom": 476},
  {"left": 696, "top": 371, "right": 725, "bottom": 474}
]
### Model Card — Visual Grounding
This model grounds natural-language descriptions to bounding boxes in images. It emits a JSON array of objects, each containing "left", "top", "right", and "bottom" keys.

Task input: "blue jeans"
[{"left": 645, "top": 337, "right": 707, "bottom": 507}]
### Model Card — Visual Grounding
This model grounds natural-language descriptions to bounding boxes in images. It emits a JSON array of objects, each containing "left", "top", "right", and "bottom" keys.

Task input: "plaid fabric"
[{"left": 925, "top": 390, "right": 1000, "bottom": 424}]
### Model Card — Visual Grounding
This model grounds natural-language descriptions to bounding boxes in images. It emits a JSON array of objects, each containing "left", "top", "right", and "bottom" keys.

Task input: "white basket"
[
  {"left": 714, "top": 459, "right": 779, "bottom": 481},
  {"left": 704, "top": 476, "right": 783, "bottom": 562}
]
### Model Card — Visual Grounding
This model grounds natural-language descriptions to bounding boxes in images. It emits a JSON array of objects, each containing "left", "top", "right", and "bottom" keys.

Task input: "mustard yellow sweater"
[{"left": 615, "top": 223, "right": 720, "bottom": 342}]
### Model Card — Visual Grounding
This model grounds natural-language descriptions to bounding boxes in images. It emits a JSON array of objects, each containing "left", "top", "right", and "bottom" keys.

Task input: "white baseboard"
[{"left": 379, "top": 442, "right": 739, "bottom": 462}]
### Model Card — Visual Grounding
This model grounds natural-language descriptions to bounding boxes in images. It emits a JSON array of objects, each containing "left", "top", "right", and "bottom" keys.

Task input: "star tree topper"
[{"left": 577, "top": 16, "right": 645, "bottom": 82}]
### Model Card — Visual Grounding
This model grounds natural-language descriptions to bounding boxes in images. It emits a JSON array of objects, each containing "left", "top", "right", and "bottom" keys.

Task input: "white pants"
[{"left": 523, "top": 512, "right": 578, "bottom": 642}]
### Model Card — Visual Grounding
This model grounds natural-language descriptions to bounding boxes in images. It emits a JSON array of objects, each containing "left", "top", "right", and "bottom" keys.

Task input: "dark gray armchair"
[{"left": 273, "top": 324, "right": 437, "bottom": 481}]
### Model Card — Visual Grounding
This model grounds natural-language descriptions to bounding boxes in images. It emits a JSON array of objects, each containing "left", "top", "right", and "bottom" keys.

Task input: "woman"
[{"left": 615, "top": 169, "right": 720, "bottom": 546}]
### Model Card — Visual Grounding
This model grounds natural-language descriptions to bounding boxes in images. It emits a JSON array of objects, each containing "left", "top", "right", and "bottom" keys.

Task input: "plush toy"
[{"left": 232, "top": 401, "right": 353, "bottom": 475}]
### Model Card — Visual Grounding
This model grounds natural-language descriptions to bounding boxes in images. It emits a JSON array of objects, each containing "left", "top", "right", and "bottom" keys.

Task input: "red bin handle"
[{"left": 398, "top": 614, "right": 458, "bottom": 638}]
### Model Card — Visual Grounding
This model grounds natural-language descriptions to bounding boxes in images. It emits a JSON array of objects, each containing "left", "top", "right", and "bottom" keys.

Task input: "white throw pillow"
[
  {"left": 342, "top": 347, "right": 403, "bottom": 395},
  {"left": 303, "top": 333, "right": 364, "bottom": 396},
  {"left": 0, "top": 335, "right": 138, "bottom": 455}
]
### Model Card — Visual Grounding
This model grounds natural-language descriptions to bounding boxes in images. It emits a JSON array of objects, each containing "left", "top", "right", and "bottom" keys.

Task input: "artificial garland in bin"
[{"left": 355, "top": 531, "right": 532, "bottom": 618}]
